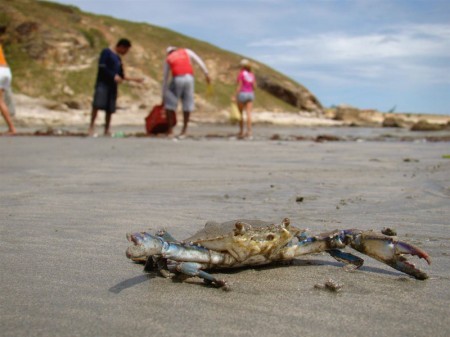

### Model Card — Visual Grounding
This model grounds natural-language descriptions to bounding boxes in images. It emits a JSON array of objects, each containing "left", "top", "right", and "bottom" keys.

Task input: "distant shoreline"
[{"left": 3, "top": 94, "right": 450, "bottom": 134}]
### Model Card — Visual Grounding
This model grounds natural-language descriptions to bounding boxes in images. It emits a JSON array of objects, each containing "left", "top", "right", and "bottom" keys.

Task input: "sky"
[{"left": 51, "top": 0, "right": 450, "bottom": 115}]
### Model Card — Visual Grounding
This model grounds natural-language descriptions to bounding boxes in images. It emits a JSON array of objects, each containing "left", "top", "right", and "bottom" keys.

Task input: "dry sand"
[
  {"left": 8, "top": 93, "right": 450, "bottom": 130},
  {"left": 1, "top": 130, "right": 449, "bottom": 337},
  {"left": 8, "top": 93, "right": 345, "bottom": 128}
]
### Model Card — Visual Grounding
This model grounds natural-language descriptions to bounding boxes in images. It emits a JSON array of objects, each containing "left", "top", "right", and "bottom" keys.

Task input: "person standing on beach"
[
  {"left": 233, "top": 59, "right": 256, "bottom": 139},
  {"left": 88, "top": 38, "right": 143, "bottom": 136},
  {"left": 0, "top": 27, "right": 16, "bottom": 135},
  {"left": 162, "top": 46, "right": 210, "bottom": 137}
]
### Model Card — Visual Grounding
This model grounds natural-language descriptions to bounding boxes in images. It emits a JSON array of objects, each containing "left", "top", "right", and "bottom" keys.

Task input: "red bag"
[{"left": 145, "top": 104, "right": 176, "bottom": 135}]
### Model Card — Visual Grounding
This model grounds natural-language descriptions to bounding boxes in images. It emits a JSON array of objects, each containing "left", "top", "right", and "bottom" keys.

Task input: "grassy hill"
[{"left": 1, "top": 0, "right": 322, "bottom": 117}]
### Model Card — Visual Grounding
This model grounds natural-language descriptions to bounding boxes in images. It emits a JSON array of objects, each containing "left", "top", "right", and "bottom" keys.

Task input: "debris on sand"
[{"left": 314, "top": 278, "right": 344, "bottom": 292}]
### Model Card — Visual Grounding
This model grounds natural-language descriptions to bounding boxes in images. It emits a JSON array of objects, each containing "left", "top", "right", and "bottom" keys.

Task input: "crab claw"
[
  {"left": 126, "top": 232, "right": 164, "bottom": 262},
  {"left": 347, "top": 230, "right": 431, "bottom": 280}
]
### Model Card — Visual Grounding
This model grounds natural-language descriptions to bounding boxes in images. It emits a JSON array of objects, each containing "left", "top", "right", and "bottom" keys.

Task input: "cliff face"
[{"left": 1, "top": 0, "right": 323, "bottom": 117}]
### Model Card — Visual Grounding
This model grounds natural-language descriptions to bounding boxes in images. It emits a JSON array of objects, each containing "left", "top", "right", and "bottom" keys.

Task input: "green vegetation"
[
  {"left": 65, "top": 67, "right": 96, "bottom": 96},
  {"left": 80, "top": 28, "right": 107, "bottom": 49}
]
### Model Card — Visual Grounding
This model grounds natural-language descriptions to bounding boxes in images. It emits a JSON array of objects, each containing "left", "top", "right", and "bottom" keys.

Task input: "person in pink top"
[{"left": 233, "top": 59, "right": 256, "bottom": 139}]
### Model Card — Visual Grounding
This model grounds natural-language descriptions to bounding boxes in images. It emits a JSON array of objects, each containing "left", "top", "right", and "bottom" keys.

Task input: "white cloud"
[
  {"left": 251, "top": 23, "right": 450, "bottom": 63},
  {"left": 249, "top": 23, "right": 450, "bottom": 86}
]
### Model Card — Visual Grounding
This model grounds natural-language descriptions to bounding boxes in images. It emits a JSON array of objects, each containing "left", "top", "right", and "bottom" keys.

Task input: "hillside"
[{"left": 0, "top": 0, "right": 324, "bottom": 126}]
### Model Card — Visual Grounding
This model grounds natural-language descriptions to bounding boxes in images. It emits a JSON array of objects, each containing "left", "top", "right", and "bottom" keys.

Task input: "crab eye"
[
  {"left": 234, "top": 221, "right": 247, "bottom": 235},
  {"left": 282, "top": 218, "right": 290, "bottom": 229},
  {"left": 266, "top": 234, "right": 275, "bottom": 240}
]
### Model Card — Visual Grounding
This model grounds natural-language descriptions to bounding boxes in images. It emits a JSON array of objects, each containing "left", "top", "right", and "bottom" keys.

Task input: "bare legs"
[
  {"left": 165, "top": 110, "right": 190, "bottom": 137},
  {"left": 104, "top": 112, "right": 112, "bottom": 136},
  {"left": 88, "top": 108, "right": 98, "bottom": 136},
  {"left": 181, "top": 110, "right": 190, "bottom": 136},
  {"left": 88, "top": 109, "right": 113, "bottom": 136},
  {"left": 166, "top": 109, "right": 176, "bottom": 136},
  {"left": 0, "top": 89, "right": 16, "bottom": 135},
  {"left": 237, "top": 101, "right": 252, "bottom": 139}
]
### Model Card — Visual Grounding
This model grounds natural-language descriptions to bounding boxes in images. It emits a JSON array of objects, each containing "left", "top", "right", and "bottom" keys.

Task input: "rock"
[
  {"left": 256, "top": 75, "right": 323, "bottom": 112},
  {"left": 65, "top": 100, "right": 82, "bottom": 110},
  {"left": 314, "top": 278, "right": 343, "bottom": 292},
  {"left": 315, "top": 134, "right": 342, "bottom": 142},
  {"left": 270, "top": 134, "right": 281, "bottom": 140},
  {"left": 15, "top": 21, "right": 39, "bottom": 36},
  {"left": 295, "top": 196, "right": 304, "bottom": 203},
  {"left": 63, "top": 85, "right": 74, "bottom": 96},
  {"left": 382, "top": 116, "right": 404, "bottom": 128},
  {"left": 411, "top": 119, "right": 445, "bottom": 131},
  {"left": 333, "top": 105, "right": 382, "bottom": 126},
  {"left": 43, "top": 101, "right": 68, "bottom": 111},
  {"left": 381, "top": 227, "right": 397, "bottom": 236}
]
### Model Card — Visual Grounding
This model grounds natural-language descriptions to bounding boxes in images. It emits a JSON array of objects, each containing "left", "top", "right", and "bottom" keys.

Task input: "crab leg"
[
  {"left": 175, "top": 262, "right": 229, "bottom": 289},
  {"left": 126, "top": 232, "right": 165, "bottom": 262},
  {"left": 126, "top": 232, "right": 233, "bottom": 265},
  {"left": 344, "top": 229, "right": 431, "bottom": 280},
  {"left": 155, "top": 229, "right": 179, "bottom": 243},
  {"left": 327, "top": 249, "right": 364, "bottom": 270},
  {"left": 286, "top": 229, "right": 431, "bottom": 280},
  {"left": 126, "top": 232, "right": 232, "bottom": 288}
]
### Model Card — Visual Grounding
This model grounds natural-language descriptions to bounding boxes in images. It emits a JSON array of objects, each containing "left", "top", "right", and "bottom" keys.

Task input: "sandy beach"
[{"left": 1, "top": 129, "right": 449, "bottom": 337}]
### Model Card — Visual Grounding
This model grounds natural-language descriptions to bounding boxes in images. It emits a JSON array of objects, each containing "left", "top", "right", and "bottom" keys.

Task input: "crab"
[{"left": 126, "top": 218, "right": 431, "bottom": 290}]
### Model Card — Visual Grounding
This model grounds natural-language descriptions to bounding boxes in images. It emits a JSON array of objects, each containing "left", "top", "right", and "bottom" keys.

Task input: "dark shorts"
[{"left": 92, "top": 82, "right": 117, "bottom": 113}]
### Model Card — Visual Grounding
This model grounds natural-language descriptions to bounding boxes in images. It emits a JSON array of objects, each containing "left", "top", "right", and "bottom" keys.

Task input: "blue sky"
[{"left": 51, "top": 0, "right": 450, "bottom": 115}]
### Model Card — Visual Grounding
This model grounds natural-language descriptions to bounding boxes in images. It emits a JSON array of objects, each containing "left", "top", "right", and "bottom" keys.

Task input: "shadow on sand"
[{"left": 109, "top": 257, "right": 408, "bottom": 293}]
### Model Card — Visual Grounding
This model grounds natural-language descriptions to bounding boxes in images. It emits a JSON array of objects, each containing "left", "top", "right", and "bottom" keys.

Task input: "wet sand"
[
  {"left": 1, "top": 129, "right": 449, "bottom": 337},
  {"left": 9, "top": 123, "right": 450, "bottom": 142}
]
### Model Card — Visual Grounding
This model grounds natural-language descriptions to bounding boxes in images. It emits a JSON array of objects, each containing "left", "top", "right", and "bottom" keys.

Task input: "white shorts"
[{"left": 0, "top": 67, "right": 12, "bottom": 90}]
